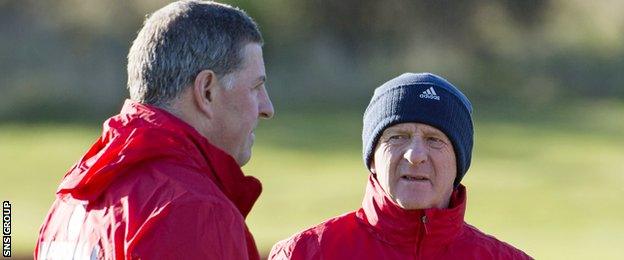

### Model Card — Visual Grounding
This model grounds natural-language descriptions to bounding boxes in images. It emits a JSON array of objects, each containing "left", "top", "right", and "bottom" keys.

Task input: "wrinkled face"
[
  {"left": 371, "top": 123, "right": 456, "bottom": 209},
  {"left": 210, "top": 43, "right": 274, "bottom": 166}
]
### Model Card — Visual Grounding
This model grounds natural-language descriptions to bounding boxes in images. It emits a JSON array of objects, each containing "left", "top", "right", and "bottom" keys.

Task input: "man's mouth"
[{"left": 401, "top": 175, "right": 429, "bottom": 182}]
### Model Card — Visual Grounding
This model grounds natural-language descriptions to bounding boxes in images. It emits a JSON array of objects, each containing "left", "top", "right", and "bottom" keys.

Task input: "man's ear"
[
  {"left": 369, "top": 161, "right": 376, "bottom": 174},
  {"left": 192, "top": 70, "right": 218, "bottom": 118}
]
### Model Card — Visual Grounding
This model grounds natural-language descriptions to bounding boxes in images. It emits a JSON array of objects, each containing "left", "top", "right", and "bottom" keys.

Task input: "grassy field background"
[{"left": 1, "top": 101, "right": 623, "bottom": 259}]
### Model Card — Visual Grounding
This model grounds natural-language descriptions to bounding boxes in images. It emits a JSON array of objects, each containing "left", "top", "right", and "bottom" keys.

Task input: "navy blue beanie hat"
[{"left": 362, "top": 73, "right": 474, "bottom": 186}]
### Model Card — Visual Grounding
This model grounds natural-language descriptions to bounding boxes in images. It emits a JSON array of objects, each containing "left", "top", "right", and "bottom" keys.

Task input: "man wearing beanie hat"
[{"left": 269, "top": 73, "right": 532, "bottom": 260}]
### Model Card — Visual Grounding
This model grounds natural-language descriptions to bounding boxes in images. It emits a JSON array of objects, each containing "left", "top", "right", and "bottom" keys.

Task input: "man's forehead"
[
  {"left": 384, "top": 122, "right": 444, "bottom": 134},
  {"left": 231, "top": 43, "right": 265, "bottom": 81}
]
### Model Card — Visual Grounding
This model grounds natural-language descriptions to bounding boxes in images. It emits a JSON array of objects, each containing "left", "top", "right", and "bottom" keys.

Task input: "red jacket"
[
  {"left": 35, "top": 100, "right": 262, "bottom": 260},
  {"left": 269, "top": 176, "right": 532, "bottom": 260}
]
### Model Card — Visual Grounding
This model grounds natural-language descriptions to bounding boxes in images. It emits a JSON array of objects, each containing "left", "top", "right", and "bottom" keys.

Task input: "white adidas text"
[{"left": 419, "top": 87, "right": 440, "bottom": 100}]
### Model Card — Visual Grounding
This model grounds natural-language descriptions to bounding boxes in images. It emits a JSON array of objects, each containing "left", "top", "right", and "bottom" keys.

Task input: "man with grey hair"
[{"left": 35, "top": 1, "right": 273, "bottom": 259}]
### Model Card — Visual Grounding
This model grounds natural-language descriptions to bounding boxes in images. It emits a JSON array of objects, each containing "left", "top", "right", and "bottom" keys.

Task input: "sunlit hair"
[{"left": 127, "top": 0, "right": 263, "bottom": 108}]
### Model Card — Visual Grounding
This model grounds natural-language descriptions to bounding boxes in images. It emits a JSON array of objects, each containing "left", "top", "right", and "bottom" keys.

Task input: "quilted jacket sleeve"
[{"left": 268, "top": 231, "right": 321, "bottom": 260}]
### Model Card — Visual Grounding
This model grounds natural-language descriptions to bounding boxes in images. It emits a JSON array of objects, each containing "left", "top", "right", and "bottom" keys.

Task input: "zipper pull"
[{"left": 421, "top": 215, "right": 429, "bottom": 235}]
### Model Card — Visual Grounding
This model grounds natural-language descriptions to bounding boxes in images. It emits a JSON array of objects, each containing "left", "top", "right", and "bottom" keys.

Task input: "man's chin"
[
  {"left": 236, "top": 151, "right": 252, "bottom": 166},
  {"left": 395, "top": 196, "right": 432, "bottom": 210}
]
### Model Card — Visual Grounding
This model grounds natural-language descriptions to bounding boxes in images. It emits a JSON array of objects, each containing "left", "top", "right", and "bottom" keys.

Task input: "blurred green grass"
[{"left": 1, "top": 101, "right": 623, "bottom": 259}]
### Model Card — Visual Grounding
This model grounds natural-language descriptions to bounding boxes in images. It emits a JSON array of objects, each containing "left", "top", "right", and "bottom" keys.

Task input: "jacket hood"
[
  {"left": 56, "top": 99, "right": 262, "bottom": 217},
  {"left": 356, "top": 174, "right": 466, "bottom": 246}
]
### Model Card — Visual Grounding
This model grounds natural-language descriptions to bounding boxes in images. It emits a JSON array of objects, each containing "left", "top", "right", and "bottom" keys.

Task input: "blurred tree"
[{"left": 1, "top": 0, "right": 622, "bottom": 122}]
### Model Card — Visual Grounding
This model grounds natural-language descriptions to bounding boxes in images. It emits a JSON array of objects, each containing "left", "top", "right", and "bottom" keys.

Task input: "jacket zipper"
[{"left": 416, "top": 215, "right": 429, "bottom": 258}]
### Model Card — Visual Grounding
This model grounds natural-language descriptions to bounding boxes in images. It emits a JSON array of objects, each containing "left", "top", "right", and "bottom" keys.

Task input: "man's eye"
[
  {"left": 388, "top": 134, "right": 408, "bottom": 141},
  {"left": 427, "top": 137, "right": 445, "bottom": 148}
]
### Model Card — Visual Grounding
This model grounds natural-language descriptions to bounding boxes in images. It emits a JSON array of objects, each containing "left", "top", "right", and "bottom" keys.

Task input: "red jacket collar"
[
  {"left": 57, "top": 99, "right": 261, "bottom": 217},
  {"left": 356, "top": 175, "right": 466, "bottom": 246}
]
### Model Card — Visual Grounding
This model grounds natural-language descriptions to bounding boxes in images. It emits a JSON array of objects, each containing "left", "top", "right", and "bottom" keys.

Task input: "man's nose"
[
  {"left": 259, "top": 87, "right": 274, "bottom": 119},
  {"left": 404, "top": 139, "right": 427, "bottom": 165}
]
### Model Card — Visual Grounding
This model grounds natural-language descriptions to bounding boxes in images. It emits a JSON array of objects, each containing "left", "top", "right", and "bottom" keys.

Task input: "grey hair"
[{"left": 127, "top": 0, "right": 263, "bottom": 108}]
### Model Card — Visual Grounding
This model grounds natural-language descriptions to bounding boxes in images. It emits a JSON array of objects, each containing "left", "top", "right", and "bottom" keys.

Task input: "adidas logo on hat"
[{"left": 419, "top": 87, "right": 440, "bottom": 100}]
